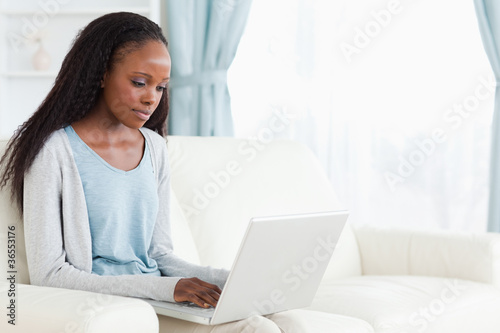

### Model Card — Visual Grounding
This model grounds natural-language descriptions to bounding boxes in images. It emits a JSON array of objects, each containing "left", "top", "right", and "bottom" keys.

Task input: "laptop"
[{"left": 143, "top": 210, "right": 348, "bottom": 325}]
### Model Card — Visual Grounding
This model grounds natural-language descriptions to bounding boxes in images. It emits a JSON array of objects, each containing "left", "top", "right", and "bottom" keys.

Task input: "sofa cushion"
[
  {"left": 309, "top": 275, "right": 500, "bottom": 333},
  {"left": 355, "top": 225, "right": 500, "bottom": 285},
  {"left": 170, "top": 189, "right": 201, "bottom": 265},
  {"left": 322, "top": 223, "right": 362, "bottom": 281},
  {"left": 167, "top": 136, "right": 362, "bottom": 278},
  {"left": 0, "top": 283, "right": 158, "bottom": 333}
]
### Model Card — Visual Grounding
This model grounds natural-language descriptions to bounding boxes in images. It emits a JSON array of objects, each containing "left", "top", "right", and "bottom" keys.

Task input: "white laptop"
[{"left": 143, "top": 210, "right": 348, "bottom": 325}]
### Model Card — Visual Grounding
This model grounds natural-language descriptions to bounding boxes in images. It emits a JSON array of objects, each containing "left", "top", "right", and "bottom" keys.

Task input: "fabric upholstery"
[
  {"left": 309, "top": 275, "right": 500, "bottom": 333},
  {"left": 166, "top": 135, "right": 363, "bottom": 278}
]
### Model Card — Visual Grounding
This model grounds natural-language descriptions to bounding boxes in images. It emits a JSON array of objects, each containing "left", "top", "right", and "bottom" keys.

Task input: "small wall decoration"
[{"left": 32, "top": 36, "right": 51, "bottom": 71}]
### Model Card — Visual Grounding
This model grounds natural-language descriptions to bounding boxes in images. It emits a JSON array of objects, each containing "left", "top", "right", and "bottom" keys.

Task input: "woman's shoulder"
[
  {"left": 140, "top": 127, "right": 167, "bottom": 151},
  {"left": 27, "top": 128, "right": 72, "bottom": 169},
  {"left": 139, "top": 127, "right": 170, "bottom": 178},
  {"left": 42, "top": 128, "right": 71, "bottom": 152}
]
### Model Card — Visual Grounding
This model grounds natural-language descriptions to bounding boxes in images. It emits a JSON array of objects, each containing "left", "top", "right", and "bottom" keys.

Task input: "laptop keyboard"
[
  {"left": 143, "top": 298, "right": 215, "bottom": 319},
  {"left": 176, "top": 302, "right": 214, "bottom": 310},
  {"left": 177, "top": 302, "right": 215, "bottom": 313}
]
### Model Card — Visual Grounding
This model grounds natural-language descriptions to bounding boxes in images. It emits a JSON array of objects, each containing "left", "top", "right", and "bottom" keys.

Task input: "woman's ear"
[{"left": 101, "top": 72, "right": 108, "bottom": 88}]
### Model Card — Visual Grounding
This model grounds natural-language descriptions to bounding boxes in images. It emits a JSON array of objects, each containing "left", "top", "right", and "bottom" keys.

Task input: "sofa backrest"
[{"left": 167, "top": 136, "right": 362, "bottom": 280}]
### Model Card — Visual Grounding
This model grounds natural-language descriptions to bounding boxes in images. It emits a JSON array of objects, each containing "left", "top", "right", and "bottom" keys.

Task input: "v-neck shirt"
[{"left": 64, "top": 125, "right": 160, "bottom": 276}]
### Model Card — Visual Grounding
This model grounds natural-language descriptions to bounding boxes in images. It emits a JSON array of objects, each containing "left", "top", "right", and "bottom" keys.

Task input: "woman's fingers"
[
  {"left": 189, "top": 288, "right": 219, "bottom": 308},
  {"left": 174, "top": 277, "right": 222, "bottom": 308},
  {"left": 190, "top": 277, "right": 222, "bottom": 295}
]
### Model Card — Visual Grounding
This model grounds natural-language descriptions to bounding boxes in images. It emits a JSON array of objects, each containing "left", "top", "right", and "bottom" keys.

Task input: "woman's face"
[{"left": 99, "top": 40, "right": 171, "bottom": 129}]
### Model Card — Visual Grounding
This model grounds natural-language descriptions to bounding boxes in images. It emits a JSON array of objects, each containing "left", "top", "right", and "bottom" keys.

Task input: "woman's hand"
[{"left": 174, "top": 277, "right": 222, "bottom": 308}]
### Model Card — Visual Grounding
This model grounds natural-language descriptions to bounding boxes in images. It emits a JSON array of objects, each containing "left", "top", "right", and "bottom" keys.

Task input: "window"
[{"left": 228, "top": 0, "right": 493, "bottom": 231}]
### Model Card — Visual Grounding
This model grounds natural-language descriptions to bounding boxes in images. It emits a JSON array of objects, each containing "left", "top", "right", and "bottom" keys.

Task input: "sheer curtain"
[
  {"left": 165, "top": 0, "right": 252, "bottom": 136},
  {"left": 474, "top": 0, "right": 500, "bottom": 232},
  {"left": 228, "top": 0, "right": 493, "bottom": 231}
]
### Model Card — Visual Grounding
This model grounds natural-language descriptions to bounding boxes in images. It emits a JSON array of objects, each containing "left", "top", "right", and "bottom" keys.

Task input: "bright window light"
[{"left": 228, "top": 0, "right": 493, "bottom": 231}]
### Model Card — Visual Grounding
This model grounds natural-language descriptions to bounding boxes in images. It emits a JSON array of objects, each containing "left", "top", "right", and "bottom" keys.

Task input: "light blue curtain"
[
  {"left": 474, "top": 0, "right": 500, "bottom": 231},
  {"left": 166, "top": 0, "right": 253, "bottom": 136}
]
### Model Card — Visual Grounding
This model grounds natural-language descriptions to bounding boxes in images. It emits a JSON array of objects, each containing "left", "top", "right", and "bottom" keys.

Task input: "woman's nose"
[{"left": 141, "top": 88, "right": 157, "bottom": 106}]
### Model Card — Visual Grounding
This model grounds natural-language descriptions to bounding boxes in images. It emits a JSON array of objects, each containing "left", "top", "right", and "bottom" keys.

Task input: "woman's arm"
[{"left": 24, "top": 141, "right": 182, "bottom": 302}]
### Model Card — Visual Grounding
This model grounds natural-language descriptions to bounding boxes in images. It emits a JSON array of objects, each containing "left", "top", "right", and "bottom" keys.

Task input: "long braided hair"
[{"left": 0, "top": 12, "right": 169, "bottom": 214}]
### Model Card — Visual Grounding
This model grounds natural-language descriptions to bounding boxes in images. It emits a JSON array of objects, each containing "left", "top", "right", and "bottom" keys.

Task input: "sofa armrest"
[
  {"left": 353, "top": 226, "right": 500, "bottom": 286},
  {"left": 0, "top": 283, "right": 158, "bottom": 333}
]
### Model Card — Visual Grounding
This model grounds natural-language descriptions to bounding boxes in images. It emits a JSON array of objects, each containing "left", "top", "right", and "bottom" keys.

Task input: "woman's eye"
[
  {"left": 157, "top": 86, "right": 167, "bottom": 92},
  {"left": 132, "top": 80, "right": 145, "bottom": 87}
]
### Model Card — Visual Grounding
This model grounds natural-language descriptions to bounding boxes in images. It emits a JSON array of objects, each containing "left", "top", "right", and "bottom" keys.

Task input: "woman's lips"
[{"left": 133, "top": 109, "right": 151, "bottom": 121}]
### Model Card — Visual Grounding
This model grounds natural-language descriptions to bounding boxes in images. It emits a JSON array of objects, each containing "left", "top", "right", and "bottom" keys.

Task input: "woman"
[{"left": 0, "top": 11, "right": 314, "bottom": 333}]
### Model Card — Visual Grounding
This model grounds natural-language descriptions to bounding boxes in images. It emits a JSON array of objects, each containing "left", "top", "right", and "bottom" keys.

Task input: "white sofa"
[{"left": 2, "top": 135, "right": 500, "bottom": 332}]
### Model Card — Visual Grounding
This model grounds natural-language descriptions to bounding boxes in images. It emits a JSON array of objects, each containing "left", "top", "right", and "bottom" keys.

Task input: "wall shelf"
[
  {"left": 0, "top": 0, "right": 161, "bottom": 139},
  {"left": 1, "top": 71, "right": 58, "bottom": 78}
]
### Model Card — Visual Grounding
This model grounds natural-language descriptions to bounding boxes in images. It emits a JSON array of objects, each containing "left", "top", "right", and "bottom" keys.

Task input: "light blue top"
[{"left": 64, "top": 125, "right": 160, "bottom": 276}]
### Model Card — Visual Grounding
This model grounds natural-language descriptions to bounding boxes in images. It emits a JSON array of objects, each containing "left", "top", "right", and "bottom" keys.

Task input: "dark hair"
[{"left": 0, "top": 12, "right": 169, "bottom": 213}]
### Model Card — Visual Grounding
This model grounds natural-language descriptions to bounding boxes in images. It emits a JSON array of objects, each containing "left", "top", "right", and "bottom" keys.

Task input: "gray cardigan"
[{"left": 23, "top": 128, "right": 228, "bottom": 302}]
